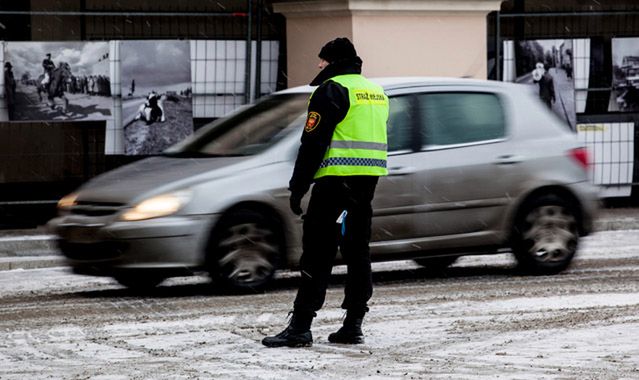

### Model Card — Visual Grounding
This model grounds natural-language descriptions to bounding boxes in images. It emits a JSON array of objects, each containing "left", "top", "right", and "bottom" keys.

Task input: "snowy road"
[{"left": 1, "top": 230, "right": 639, "bottom": 379}]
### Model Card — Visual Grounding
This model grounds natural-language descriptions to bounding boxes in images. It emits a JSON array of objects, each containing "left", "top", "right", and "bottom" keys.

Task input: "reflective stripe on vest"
[
  {"left": 314, "top": 74, "right": 389, "bottom": 179},
  {"left": 329, "top": 141, "right": 388, "bottom": 151},
  {"left": 319, "top": 157, "right": 387, "bottom": 169}
]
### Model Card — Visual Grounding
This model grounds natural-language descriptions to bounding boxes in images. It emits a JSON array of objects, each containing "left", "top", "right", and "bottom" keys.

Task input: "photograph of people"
[
  {"left": 4, "top": 42, "right": 112, "bottom": 121},
  {"left": 4, "top": 61, "right": 16, "bottom": 120},
  {"left": 610, "top": 37, "right": 639, "bottom": 112},
  {"left": 515, "top": 39, "right": 575, "bottom": 130},
  {"left": 120, "top": 40, "right": 193, "bottom": 155}
]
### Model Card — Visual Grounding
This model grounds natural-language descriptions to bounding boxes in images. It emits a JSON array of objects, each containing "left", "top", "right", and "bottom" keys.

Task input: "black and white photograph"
[
  {"left": 514, "top": 39, "right": 576, "bottom": 130},
  {"left": 4, "top": 41, "right": 112, "bottom": 121},
  {"left": 121, "top": 40, "right": 193, "bottom": 155},
  {"left": 610, "top": 37, "right": 639, "bottom": 112}
]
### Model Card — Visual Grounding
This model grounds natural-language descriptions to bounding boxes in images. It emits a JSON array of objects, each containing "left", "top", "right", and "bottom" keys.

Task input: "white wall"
[{"left": 274, "top": 0, "right": 502, "bottom": 87}]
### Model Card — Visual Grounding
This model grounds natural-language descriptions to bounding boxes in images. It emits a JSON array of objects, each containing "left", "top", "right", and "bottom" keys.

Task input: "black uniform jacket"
[{"left": 288, "top": 57, "right": 364, "bottom": 197}]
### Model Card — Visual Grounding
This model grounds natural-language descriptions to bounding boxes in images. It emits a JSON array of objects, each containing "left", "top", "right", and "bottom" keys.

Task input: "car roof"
[{"left": 276, "top": 77, "right": 520, "bottom": 94}]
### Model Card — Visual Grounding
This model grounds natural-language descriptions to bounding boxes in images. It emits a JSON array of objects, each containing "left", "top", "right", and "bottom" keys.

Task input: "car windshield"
[{"left": 164, "top": 93, "right": 309, "bottom": 157}]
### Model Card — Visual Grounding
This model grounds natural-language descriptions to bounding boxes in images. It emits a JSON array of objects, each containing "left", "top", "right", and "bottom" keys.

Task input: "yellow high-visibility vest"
[{"left": 313, "top": 74, "right": 389, "bottom": 179}]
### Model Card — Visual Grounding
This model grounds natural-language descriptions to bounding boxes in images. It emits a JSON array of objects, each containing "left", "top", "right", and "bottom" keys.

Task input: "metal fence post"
[{"left": 245, "top": 0, "right": 253, "bottom": 104}]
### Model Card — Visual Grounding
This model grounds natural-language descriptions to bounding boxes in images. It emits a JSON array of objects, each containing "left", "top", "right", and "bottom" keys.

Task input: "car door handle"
[
  {"left": 494, "top": 155, "right": 524, "bottom": 165},
  {"left": 388, "top": 166, "right": 416, "bottom": 176}
]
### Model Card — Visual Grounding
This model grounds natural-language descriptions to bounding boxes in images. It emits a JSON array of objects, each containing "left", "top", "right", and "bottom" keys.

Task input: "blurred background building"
[{"left": 0, "top": 0, "right": 638, "bottom": 227}]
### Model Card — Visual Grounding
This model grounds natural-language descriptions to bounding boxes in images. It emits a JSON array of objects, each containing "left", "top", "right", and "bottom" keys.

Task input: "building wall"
[
  {"left": 274, "top": 0, "right": 503, "bottom": 86},
  {"left": 352, "top": 13, "right": 488, "bottom": 79},
  {"left": 283, "top": 15, "right": 353, "bottom": 86}
]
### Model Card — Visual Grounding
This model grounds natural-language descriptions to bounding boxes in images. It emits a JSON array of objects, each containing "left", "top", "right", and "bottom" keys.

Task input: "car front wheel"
[
  {"left": 208, "top": 209, "right": 282, "bottom": 292},
  {"left": 512, "top": 194, "right": 579, "bottom": 274}
]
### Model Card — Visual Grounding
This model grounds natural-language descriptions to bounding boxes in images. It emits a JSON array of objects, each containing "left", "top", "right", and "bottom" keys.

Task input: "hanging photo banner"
[
  {"left": 120, "top": 40, "right": 193, "bottom": 155},
  {"left": 577, "top": 122, "right": 634, "bottom": 197},
  {"left": 513, "top": 39, "right": 576, "bottom": 130},
  {"left": 4, "top": 41, "right": 112, "bottom": 121},
  {"left": 610, "top": 37, "right": 639, "bottom": 112}
]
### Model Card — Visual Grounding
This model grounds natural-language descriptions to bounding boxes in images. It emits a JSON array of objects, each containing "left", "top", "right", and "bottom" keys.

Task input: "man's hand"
[{"left": 289, "top": 192, "right": 304, "bottom": 216}]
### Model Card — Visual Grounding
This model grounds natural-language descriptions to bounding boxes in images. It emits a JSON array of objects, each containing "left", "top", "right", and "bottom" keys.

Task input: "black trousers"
[{"left": 293, "top": 176, "right": 378, "bottom": 314}]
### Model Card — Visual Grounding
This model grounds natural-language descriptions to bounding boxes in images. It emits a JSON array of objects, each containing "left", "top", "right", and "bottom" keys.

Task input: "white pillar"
[{"left": 107, "top": 40, "right": 124, "bottom": 154}]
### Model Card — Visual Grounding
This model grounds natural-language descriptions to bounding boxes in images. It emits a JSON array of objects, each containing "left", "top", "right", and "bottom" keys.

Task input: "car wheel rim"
[
  {"left": 217, "top": 222, "right": 278, "bottom": 285},
  {"left": 523, "top": 205, "right": 577, "bottom": 263}
]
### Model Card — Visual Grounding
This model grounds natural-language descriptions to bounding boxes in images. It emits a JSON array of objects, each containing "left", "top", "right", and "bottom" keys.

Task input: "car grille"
[
  {"left": 58, "top": 240, "right": 125, "bottom": 261},
  {"left": 70, "top": 201, "right": 125, "bottom": 217}
]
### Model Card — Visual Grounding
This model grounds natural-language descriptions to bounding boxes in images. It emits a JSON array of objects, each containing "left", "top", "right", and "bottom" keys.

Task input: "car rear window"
[
  {"left": 417, "top": 92, "right": 506, "bottom": 147},
  {"left": 387, "top": 95, "right": 414, "bottom": 152}
]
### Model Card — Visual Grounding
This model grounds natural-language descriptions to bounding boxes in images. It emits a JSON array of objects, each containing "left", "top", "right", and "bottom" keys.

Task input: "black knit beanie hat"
[{"left": 318, "top": 37, "right": 357, "bottom": 64}]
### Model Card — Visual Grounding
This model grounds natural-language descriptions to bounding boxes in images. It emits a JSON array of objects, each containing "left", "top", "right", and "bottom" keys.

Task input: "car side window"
[
  {"left": 387, "top": 95, "right": 414, "bottom": 152},
  {"left": 417, "top": 92, "right": 506, "bottom": 148}
]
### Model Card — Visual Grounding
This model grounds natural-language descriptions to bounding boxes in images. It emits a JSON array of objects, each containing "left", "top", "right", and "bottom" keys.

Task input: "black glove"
[{"left": 289, "top": 192, "right": 304, "bottom": 216}]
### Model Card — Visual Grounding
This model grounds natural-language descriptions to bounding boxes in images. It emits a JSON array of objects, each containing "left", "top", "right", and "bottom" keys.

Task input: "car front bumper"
[{"left": 48, "top": 214, "right": 216, "bottom": 274}]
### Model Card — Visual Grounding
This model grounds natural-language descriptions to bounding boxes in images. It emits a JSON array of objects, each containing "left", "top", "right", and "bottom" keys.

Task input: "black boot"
[
  {"left": 262, "top": 311, "right": 314, "bottom": 348},
  {"left": 328, "top": 311, "right": 365, "bottom": 344}
]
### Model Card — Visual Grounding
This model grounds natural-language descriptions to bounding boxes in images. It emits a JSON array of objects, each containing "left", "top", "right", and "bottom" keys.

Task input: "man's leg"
[
  {"left": 263, "top": 180, "right": 341, "bottom": 347},
  {"left": 329, "top": 177, "right": 378, "bottom": 344},
  {"left": 293, "top": 180, "right": 342, "bottom": 313},
  {"left": 341, "top": 176, "right": 377, "bottom": 311}
]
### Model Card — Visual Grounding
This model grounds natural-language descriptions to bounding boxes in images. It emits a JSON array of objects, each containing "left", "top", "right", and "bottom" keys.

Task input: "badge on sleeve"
[{"left": 304, "top": 111, "right": 321, "bottom": 132}]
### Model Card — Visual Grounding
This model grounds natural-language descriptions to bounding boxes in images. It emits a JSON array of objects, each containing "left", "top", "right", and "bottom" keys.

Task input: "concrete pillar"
[{"left": 273, "top": 0, "right": 502, "bottom": 87}]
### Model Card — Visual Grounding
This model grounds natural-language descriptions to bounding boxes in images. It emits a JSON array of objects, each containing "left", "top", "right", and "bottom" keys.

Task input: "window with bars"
[
  {"left": 490, "top": 0, "right": 639, "bottom": 193},
  {"left": 191, "top": 40, "right": 280, "bottom": 118},
  {"left": 0, "top": 2, "right": 287, "bottom": 154}
]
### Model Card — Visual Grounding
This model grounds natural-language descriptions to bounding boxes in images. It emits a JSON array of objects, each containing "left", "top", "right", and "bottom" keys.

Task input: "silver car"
[{"left": 48, "top": 78, "right": 599, "bottom": 290}]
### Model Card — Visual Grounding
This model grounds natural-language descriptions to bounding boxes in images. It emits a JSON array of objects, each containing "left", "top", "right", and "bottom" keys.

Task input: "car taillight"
[{"left": 569, "top": 147, "right": 589, "bottom": 170}]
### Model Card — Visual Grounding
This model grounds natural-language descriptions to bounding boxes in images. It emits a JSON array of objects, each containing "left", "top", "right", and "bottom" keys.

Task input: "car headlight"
[
  {"left": 119, "top": 190, "right": 192, "bottom": 221},
  {"left": 58, "top": 192, "right": 78, "bottom": 210}
]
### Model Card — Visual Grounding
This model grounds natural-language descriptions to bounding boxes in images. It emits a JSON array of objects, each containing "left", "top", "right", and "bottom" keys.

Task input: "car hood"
[{"left": 76, "top": 155, "right": 252, "bottom": 204}]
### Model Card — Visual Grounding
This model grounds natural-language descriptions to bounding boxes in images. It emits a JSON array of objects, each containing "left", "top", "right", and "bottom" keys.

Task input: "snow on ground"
[{"left": 0, "top": 230, "right": 638, "bottom": 379}]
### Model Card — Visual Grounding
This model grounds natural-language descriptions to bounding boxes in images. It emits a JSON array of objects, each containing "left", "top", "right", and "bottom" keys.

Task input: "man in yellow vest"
[{"left": 263, "top": 37, "right": 389, "bottom": 348}]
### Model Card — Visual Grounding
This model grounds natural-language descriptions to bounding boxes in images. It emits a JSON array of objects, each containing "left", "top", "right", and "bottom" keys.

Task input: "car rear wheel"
[
  {"left": 208, "top": 209, "right": 282, "bottom": 292},
  {"left": 512, "top": 194, "right": 579, "bottom": 274}
]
